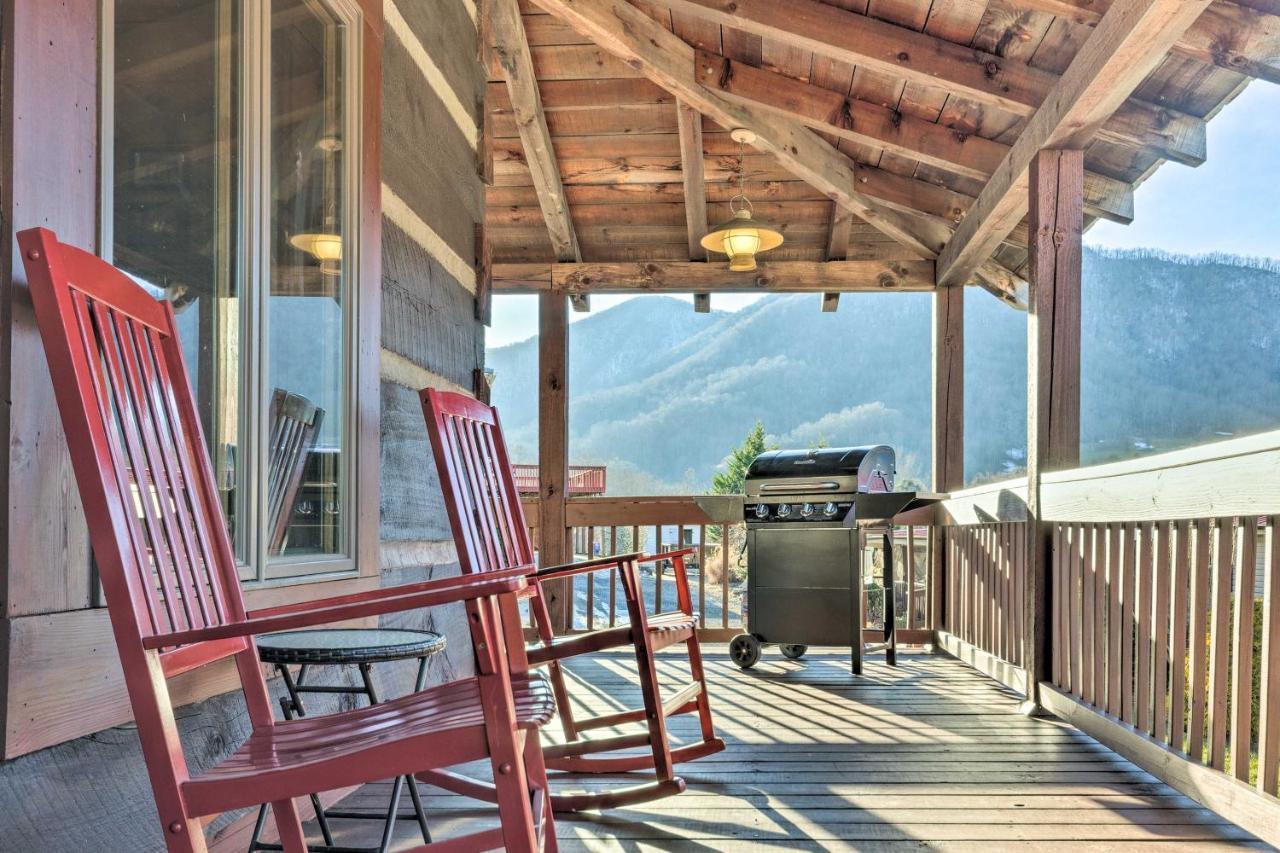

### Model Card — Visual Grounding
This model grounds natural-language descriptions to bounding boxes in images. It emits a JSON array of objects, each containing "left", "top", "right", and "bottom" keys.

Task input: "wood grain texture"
[
  {"left": 1259, "top": 517, "right": 1280, "bottom": 796},
  {"left": 932, "top": 286, "right": 964, "bottom": 493},
  {"left": 527, "top": 0, "right": 1026, "bottom": 299},
  {"left": 675, "top": 101, "right": 708, "bottom": 261},
  {"left": 936, "top": 0, "right": 1214, "bottom": 287},
  {"left": 1041, "top": 683, "right": 1280, "bottom": 849},
  {"left": 1024, "top": 149, "right": 1083, "bottom": 699},
  {"left": 1014, "top": 0, "right": 1280, "bottom": 82},
  {"left": 1, "top": 0, "right": 99, "bottom": 623},
  {"left": 490, "top": 0, "right": 581, "bottom": 262},
  {"left": 696, "top": 47, "right": 1135, "bottom": 224},
  {"left": 537, "top": 293, "right": 572, "bottom": 631},
  {"left": 320, "top": 650, "right": 1263, "bottom": 848},
  {"left": 659, "top": 0, "right": 1206, "bottom": 163},
  {"left": 494, "top": 259, "right": 936, "bottom": 292}
]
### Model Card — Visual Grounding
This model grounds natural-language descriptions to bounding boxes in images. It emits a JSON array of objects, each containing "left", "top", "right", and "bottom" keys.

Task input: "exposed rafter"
[
  {"left": 936, "top": 0, "right": 1216, "bottom": 289},
  {"left": 657, "top": 0, "right": 1207, "bottom": 166},
  {"left": 823, "top": 207, "right": 853, "bottom": 311},
  {"left": 525, "top": 0, "right": 1026, "bottom": 305},
  {"left": 489, "top": 0, "right": 587, "bottom": 309},
  {"left": 695, "top": 50, "right": 1135, "bottom": 225},
  {"left": 1014, "top": 0, "right": 1280, "bottom": 84},
  {"left": 676, "top": 101, "right": 709, "bottom": 261},
  {"left": 493, "top": 259, "right": 937, "bottom": 294}
]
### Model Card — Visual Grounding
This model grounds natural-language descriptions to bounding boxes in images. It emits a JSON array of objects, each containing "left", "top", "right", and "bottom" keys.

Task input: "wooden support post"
[
  {"left": 931, "top": 284, "right": 963, "bottom": 639},
  {"left": 539, "top": 292, "right": 573, "bottom": 632},
  {"left": 1023, "top": 149, "right": 1083, "bottom": 710},
  {"left": 932, "top": 286, "right": 964, "bottom": 494}
]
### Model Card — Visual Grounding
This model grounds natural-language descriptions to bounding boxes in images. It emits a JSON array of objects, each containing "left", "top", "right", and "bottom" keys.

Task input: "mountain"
[{"left": 486, "top": 248, "right": 1280, "bottom": 493}]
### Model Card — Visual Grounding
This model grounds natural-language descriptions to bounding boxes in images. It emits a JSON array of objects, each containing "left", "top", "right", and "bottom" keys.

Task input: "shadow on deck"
[{"left": 316, "top": 648, "right": 1265, "bottom": 851}]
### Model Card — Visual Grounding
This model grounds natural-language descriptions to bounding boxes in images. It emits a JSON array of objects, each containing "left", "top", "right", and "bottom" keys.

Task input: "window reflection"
[
  {"left": 268, "top": 0, "right": 349, "bottom": 559},
  {"left": 113, "top": 0, "right": 246, "bottom": 557}
]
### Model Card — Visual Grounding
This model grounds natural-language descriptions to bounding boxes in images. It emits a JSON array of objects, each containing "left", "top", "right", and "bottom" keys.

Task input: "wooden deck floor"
[{"left": 318, "top": 647, "right": 1267, "bottom": 851}]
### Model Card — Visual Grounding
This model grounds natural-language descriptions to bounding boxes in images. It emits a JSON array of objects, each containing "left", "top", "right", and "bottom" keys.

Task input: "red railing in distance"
[{"left": 511, "top": 464, "right": 607, "bottom": 496}]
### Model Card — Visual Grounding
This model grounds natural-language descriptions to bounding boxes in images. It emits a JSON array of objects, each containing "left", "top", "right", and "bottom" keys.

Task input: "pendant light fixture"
[{"left": 700, "top": 128, "right": 784, "bottom": 271}]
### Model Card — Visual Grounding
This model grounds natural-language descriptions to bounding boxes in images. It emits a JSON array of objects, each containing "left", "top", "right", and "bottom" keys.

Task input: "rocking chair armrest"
[
  {"left": 637, "top": 547, "right": 698, "bottom": 563},
  {"left": 535, "top": 551, "right": 644, "bottom": 581},
  {"left": 143, "top": 568, "right": 532, "bottom": 649},
  {"left": 245, "top": 563, "right": 533, "bottom": 618}
]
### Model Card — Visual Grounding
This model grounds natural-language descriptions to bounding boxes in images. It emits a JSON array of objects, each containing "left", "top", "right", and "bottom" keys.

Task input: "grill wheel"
[
  {"left": 779, "top": 644, "right": 808, "bottom": 660},
  {"left": 729, "top": 633, "right": 762, "bottom": 669}
]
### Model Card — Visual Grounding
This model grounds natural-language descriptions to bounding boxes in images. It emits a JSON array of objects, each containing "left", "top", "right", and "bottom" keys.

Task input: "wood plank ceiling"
[{"left": 483, "top": 0, "right": 1279, "bottom": 302}]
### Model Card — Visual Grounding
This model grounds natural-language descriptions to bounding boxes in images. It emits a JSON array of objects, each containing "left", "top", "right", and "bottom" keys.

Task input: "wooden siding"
[{"left": 0, "top": 0, "right": 487, "bottom": 848}]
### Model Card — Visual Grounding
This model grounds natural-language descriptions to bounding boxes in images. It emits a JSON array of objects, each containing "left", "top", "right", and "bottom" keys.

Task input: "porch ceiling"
[{"left": 482, "top": 0, "right": 1277, "bottom": 303}]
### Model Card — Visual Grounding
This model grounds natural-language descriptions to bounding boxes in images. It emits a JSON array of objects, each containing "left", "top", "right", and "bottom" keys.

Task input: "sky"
[{"left": 487, "top": 83, "right": 1280, "bottom": 348}]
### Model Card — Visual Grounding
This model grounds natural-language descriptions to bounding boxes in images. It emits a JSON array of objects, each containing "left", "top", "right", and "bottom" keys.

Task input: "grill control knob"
[
  {"left": 776, "top": 503, "right": 793, "bottom": 518},
  {"left": 753, "top": 503, "right": 769, "bottom": 519},
  {"left": 823, "top": 501, "right": 839, "bottom": 517},
  {"left": 801, "top": 502, "right": 815, "bottom": 517}
]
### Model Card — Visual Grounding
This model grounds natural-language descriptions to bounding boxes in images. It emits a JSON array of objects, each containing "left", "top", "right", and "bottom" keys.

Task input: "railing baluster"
[
  {"left": 1208, "top": 518, "right": 1234, "bottom": 769},
  {"left": 609, "top": 526, "right": 618, "bottom": 629},
  {"left": 1136, "top": 522, "right": 1154, "bottom": 734},
  {"left": 1108, "top": 522, "right": 1123, "bottom": 718},
  {"left": 907, "top": 525, "right": 916, "bottom": 632},
  {"left": 698, "top": 524, "right": 707, "bottom": 628},
  {"left": 721, "top": 524, "right": 730, "bottom": 630},
  {"left": 1189, "top": 518, "right": 1212, "bottom": 761},
  {"left": 1169, "top": 520, "right": 1190, "bottom": 751},
  {"left": 1121, "top": 522, "right": 1138, "bottom": 725},
  {"left": 1081, "top": 524, "right": 1095, "bottom": 708},
  {"left": 1230, "top": 516, "right": 1257, "bottom": 782},
  {"left": 1259, "top": 516, "right": 1280, "bottom": 796},
  {"left": 586, "top": 525, "right": 595, "bottom": 632},
  {"left": 654, "top": 524, "right": 663, "bottom": 615}
]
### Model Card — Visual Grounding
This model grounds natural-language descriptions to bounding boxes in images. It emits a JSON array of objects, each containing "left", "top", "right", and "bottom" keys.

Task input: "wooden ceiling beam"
[
  {"left": 489, "top": 136, "right": 1033, "bottom": 248},
  {"left": 489, "top": 0, "right": 588, "bottom": 309},
  {"left": 657, "top": 0, "right": 1206, "bottom": 166},
  {"left": 493, "top": 259, "right": 937, "bottom": 293},
  {"left": 936, "top": 0, "right": 1216, "bottom": 288},
  {"left": 696, "top": 50, "right": 1135, "bottom": 225},
  {"left": 676, "top": 101, "right": 709, "bottom": 261},
  {"left": 1014, "top": 0, "right": 1280, "bottom": 84},
  {"left": 525, "top": 0, "right": 1026, "bottom": 307}
]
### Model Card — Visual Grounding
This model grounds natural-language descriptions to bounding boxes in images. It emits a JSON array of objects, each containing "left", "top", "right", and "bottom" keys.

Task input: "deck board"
[{"left": 309, "top": 648, "right": 1266, "bottom": 850}]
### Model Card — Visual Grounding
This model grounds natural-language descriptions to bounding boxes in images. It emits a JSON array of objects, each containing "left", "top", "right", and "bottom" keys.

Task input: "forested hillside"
[{"left": 486, "top": 248, "right": 1280, "bottom": 493}]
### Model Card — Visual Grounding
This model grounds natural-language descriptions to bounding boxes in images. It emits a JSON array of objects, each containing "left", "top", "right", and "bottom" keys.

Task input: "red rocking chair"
[
  {"left": 19, "top": 228, "right": 557, "bottom": 853},
  {"left": 420, "top": 389, "right": 725, "bottom": 812}
]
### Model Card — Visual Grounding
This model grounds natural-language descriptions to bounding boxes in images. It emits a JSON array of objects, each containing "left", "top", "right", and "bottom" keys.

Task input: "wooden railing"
[
  {"left": 942, "top": 522, "right": 1027, "bottom": 668},
  {"left": 1049, "top": 516, "right": 1277, "bottom": 794},
  {"left": 933, "top": 431, "right": 1280, "bottom": 844}
]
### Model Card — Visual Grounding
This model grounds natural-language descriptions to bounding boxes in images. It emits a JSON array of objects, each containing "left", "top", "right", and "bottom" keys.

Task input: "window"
[{"left": 105, "top": 0, "right": 363, "bottom": 582}]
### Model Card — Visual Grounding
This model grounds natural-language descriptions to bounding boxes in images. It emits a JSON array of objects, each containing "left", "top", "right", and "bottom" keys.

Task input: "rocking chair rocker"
[
  {"left": 20, "top": 228, "right": 558, "bottom": 853},
  {"left": 420, "top": 389, "right": 726, "bottom": 813}
]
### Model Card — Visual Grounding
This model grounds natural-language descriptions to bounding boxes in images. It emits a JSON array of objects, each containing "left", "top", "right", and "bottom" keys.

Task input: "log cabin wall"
[{"left": 0, "top": 0, "right": 487, "bottom": 849}]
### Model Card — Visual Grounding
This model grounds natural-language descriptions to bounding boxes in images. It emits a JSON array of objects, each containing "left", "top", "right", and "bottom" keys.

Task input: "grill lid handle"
[{"left": 759, "top": 481, "right": 842, "bottom": 493}]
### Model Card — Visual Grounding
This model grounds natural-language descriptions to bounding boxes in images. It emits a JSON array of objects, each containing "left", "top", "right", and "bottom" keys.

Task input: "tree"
[{"left": 710, "top": 421, "right": 772, "bottom": 495}]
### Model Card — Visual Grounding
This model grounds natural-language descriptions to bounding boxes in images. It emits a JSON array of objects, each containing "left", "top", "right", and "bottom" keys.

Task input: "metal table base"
[{"left": 247, "top": 631, "right": 443, "bottom": 853}]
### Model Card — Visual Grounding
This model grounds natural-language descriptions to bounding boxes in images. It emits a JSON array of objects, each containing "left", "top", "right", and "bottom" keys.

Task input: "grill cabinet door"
[{"left": 747, "top": 526, "right": 859, "bottom": 647}]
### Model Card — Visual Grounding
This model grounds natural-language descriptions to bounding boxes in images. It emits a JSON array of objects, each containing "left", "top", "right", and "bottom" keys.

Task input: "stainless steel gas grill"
[{"left": 732, "top": 446, "right": 942, "bottom": 674}]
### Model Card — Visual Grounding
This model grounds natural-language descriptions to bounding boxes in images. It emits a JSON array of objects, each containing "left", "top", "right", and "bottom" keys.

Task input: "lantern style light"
[
  {"left": 290, "top": 228, "right": 343, "bottom": 277},
  {"left": 700, "top": 128, "right": 784, "bottom": 272}
]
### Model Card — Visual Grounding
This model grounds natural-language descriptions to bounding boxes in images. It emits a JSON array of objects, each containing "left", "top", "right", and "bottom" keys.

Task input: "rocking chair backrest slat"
[
  {"left": 19, "top": 229, "right": 248, "bottom": 670},
  {"left": 421, "top": 389, "right": 535, "bottom": 575},
  {"left": 266, "top": 388, "right": 323, "bottom": 555}
]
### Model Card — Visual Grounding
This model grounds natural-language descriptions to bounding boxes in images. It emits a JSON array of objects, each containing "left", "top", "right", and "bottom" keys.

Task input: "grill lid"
[{"left": 747, "top": 445, "right": 895, "bottom": 491}]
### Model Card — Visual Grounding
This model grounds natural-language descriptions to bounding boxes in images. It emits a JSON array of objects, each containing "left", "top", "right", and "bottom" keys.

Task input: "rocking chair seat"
[
  {"left": 646, "top": 611, "right": 698, "bottom": 650},
  {"left": 182, "top": 672, "right": 555, "bottom": 815}
]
